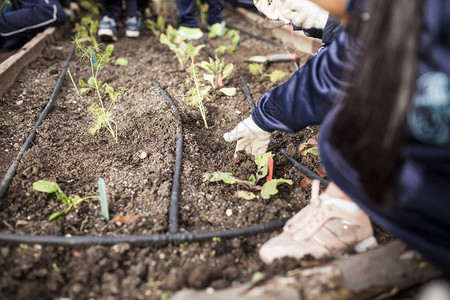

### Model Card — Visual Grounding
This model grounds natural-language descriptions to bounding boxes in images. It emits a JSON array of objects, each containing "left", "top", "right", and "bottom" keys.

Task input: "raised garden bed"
[{"left": 0, "top": 4, "right": 400, "bottom": 300}]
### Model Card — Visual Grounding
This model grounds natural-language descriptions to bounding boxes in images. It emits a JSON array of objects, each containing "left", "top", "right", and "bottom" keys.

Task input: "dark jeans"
[{"left": 176, "top": 0, "right": 223, "bottom": 28}]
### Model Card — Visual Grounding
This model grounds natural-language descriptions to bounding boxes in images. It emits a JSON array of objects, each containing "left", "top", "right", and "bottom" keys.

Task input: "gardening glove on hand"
[
  {"left": 223, "top": 116, "right": 272, "bottom": 156},
  {"left": 254, "top": 0, "right": 329, "bottom": 30}
]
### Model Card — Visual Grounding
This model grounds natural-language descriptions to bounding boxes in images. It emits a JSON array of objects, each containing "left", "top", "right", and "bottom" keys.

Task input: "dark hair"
[{"left": 330, "top": 0, "right": 424, "bottom": 206}]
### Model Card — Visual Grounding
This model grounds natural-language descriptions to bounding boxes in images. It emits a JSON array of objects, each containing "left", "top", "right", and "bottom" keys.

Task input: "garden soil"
[{"left": 0, "top": 4, "right": 390, "bottom": 300}]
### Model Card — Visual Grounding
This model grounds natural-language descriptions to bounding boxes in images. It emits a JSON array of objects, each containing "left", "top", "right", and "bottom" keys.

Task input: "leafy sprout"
[
  {"left": 68, "top": 36, "right": 127, "bottom": 142},
  {"left": 204, "top": 152, "right": 292, "bottom": 199},
  {"left": 33, "top": 180, "right": 99, "bottom": 221},
  {"left": 249, "top": 63, "right": 286, "bottom": 83},
  {"left": 199, "top": 55, "right": 235, "bottom": 96},
  {"left": 146, "top": 15, "right": 166, "bottom": 36}
]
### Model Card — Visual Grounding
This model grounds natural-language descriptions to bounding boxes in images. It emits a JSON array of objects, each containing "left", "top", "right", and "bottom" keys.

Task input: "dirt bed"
[{"left": 0, "top": 4, "right": 389, "bottom": 300}]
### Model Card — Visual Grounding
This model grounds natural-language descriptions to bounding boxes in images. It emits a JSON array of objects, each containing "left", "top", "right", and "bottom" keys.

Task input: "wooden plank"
[{"left": 0, "top": 27, "right": 56, "bottom": 96}]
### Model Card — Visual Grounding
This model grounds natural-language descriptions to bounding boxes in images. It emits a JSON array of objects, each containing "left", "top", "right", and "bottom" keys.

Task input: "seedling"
[
  {"left": 199, "top": 55, "right": 236, "bottom": 96},
  {"left": 146, "top": 15, "right": 166, "bottom": 36},
  {"left": 204, "top": 152, "right": 292, "bottom": 199},
  {"left": 196, "top": 0, "right": 209, "bottom": 26},
  {"left": 160, "top": 25, "right": 204, "bottom": 70},
  {"left": 33, "top": 180, "right": 99, "bottom": 221},
  {"left": 214, "top": 29, "right": 240, "bottom": 53},
  {"left": 249, "top": 63, "right": 286, "bottom": 83},
  {"left": 68, "top": 36, "right": 127, "bottom": 142},
  {"left": 186, "top": 56, "right": 210, "bottom": 128}
]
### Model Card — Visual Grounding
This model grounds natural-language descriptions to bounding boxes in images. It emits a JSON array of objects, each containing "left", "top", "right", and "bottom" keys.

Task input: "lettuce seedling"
[
  {"left": 249, "top": 63, "right": 286, "bottom": 83},
  {"left": 33, "top": 180, "right": 99, "bottom": 221},
  {"left": 146, "top": 15, "right": 166, "bottom": 36},
  {"left": 204, "top": 152, "right": 292, "bottom": 199},
  {"left": 214, "top": 29, "right": 240, "bottom": 53},
  {"left": 199, "top": 55, "right": 236, "bottom": 96}
]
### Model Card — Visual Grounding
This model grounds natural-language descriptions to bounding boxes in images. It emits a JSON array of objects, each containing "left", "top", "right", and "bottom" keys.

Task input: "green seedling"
[
  {"left": 214, "top": 29, "right": 240, "bottom": 53},
  {"left": 146, "top": 15, "right": 166, "bottom": 36},
  {"left": 204, "top": 152, "right": 292, "bottom": 199},
  {"left": 33, "top": 180, "right": 99, "bottom": 221},
  {"left": 196, "top": 0, "right": 209, "bottom": 26},
  {"left": 249, "top": 63, "right": 286, "bottom": 83},
  {"left": 68, "top": 36, "right": 127, "bottom": 142},
  {"left": 186, "top": 59, "right": 210, "bottom": 128},
  {"left": 199, "top": 55, "right": 236, "bottom": 96}
]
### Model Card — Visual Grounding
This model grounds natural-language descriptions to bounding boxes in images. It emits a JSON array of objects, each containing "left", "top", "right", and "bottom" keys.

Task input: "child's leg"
[
  {"left": 206, "top": 0, "right": 223, "bottom": 25},
  {"left": 125, "top": 0, "right": 139, "bottom": 18},
  {"left": 102, "top": 0, "right": 122, "bottom": 21},
  {"left": 176, "top": 0, "right": 199, "bottom": 28}
]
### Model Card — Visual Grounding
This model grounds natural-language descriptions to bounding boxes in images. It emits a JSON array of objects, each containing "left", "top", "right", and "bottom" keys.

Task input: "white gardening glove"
[
  {"left": 254, "top": 0, "right": 329, "bottom": 29},
  {"left": 223, "top": 116, "right": 272, "bottom": 156}
]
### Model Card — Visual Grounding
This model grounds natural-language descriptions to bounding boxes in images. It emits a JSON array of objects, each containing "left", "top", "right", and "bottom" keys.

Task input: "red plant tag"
[
  {"left": 267, "top": 156, "right": 274, "bottom": 181},
  {"left": 300, "top": 177, "right": 312, "bottom": 189},
  {"left": 315, "top": 168, "right": 327, "bottom": 178}
]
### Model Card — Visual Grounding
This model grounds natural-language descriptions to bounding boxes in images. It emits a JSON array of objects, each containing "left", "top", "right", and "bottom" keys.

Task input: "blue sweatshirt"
[{"left": 251, "top": 0, "right": 450, "bottom": 275}]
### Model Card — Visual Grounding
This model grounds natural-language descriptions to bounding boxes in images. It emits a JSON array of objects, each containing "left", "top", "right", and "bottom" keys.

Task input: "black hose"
[
  {"left": 0, "top": 44, "right": 76, "bottom": 199},
  {"left": 0, "top": 218, "right": 287, "bottom": 246},
  {"left": 200, "top": 39, "right": 216, "bottom": 59},
  {"left": 151, "top": 80, "right": 182, "bottom": 234},
  {"left": 279, "top": 148, "right": 329, "bottom": 187},
  {"left": 227, "top": 24, "right": 299, "bottom": 70},
  {"left": 240, "top": 75, "right": 255, "bottom": 110}
]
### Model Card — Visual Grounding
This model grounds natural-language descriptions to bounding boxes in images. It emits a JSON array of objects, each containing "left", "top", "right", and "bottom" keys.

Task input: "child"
[
  {"left": 98, "top": 0, "right": 143, "bottom": 41},
  {"left": 176, "top": 0, "right": 226, "bottom": 40}
]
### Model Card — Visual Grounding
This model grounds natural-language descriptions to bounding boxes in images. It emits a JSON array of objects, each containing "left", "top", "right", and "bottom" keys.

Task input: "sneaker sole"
[
  {"left": 354, "top": 236, "right": 378, "bottom": 253},
  {"left": 98, "top": 28, "right": 118, "bottom": 42},
  {"left": 125, "top": 30, "right": 140, "bottom": 38},
  {"left": 185, "top": 32, "right": 204, "bottom": 41}
]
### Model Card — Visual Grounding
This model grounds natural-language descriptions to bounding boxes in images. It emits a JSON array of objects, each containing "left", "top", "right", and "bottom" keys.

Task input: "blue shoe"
[
  {"left": 98, "top": 16, "right": 118, "bottom": 42},
  {"left": 125, "top": 13, "right": 143, "bottom": 38}
]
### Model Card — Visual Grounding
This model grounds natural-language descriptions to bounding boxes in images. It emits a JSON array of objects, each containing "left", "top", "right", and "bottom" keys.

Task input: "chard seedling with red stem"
[{"left": 204, "top": 152, "right": 292, "bottom": 199}]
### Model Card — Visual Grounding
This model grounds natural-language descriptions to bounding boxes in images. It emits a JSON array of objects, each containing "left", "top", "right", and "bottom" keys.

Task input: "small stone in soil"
[{"left": 226, "top": 208, "right": 232, "bottom": 216}]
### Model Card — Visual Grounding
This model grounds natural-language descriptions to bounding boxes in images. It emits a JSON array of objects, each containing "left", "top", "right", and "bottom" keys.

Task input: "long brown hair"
[{"left": 330, "top": 0, "right": 424, "bottom": 206}]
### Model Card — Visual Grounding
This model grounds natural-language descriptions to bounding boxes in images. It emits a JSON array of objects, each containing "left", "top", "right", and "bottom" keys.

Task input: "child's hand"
[{"left": 223, "top": 116, "right": 272, "bottom": 157}]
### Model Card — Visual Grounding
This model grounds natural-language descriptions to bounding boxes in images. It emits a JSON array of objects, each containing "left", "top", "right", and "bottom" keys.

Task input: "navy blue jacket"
[
  {"left": 251, "top": 0, "right": 450, "bottom": 275},
  {"left": 0, "top": 0, "right": 66, "bottom": 49}
]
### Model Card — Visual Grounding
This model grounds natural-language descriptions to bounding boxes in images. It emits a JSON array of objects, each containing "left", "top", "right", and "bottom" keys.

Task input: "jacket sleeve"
[{"left": 251, "top": 31, "right": 360, "bottom": 133}]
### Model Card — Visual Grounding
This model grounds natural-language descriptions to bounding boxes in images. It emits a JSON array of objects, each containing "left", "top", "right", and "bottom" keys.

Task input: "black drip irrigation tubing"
[
  {"left": 227, "top": 23, "right": 299, "bottom": 71},
  {"left": 239, "top": 75, "right": 330, "bottom": 187},
  {"left": 0, "top": 44, "right": 76, "bottom": 199},
  {"left": 151, "top": 80, "right": 182, "bottom": 234},
  {"left": 0, "top": 219, "right": 288, "bottom": 246}
]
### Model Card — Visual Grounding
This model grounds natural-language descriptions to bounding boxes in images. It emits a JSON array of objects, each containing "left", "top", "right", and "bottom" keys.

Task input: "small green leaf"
[
  {"left": 204, "top": 172, "right": 237, "bottom": 184},
  {"left": 215, "top": 45, "right": 229, "bottom": 53},
  {"left": 33, "top": 180, "right": 60, "bottom": 193},
  {"left": 105, "top": 44, "right": 115, "bottom": 56},
  {"left": 78, "top": 87, "right": 91, "bottom": 94},
  {"left": 255, "top": 152, "right": 273, "bottom": 179},
  {"left": 78, "top": 78, "right": 86, "bottom": 86},
  {"left": 203, "top": 74, "right": 215, "bottom": 86},
  {"left": 222, "top": 63, "right": 233, "bottom": 79},
  {"left": 219, "top": 87, "right": 236, "bottom": 96},
  {"left": 260, "top": 179, "right": 293, "bottom": 199},
  {"left": 115, "top": 57, "right": 128, "bottom": 66},
  {"left": 33, "top": 180, "right": 68, "bottom": 204},
  {"left": 235, "top": 190, "right": 256, "bottom": 200},
  {"left": 71, "top": 196, "right": 84, "bottom": 206},
  {"left": 268, "top": 70, "right": 285, "bottom": 82},
  {"left": 306, "top": 146, "right": 319, "bottom": 155},
  {"left": 48, "top": 211, "right": 65, "bottom": 222},
  {"left": 88, "top": 76, "right": 98, "bottom": 87}
]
